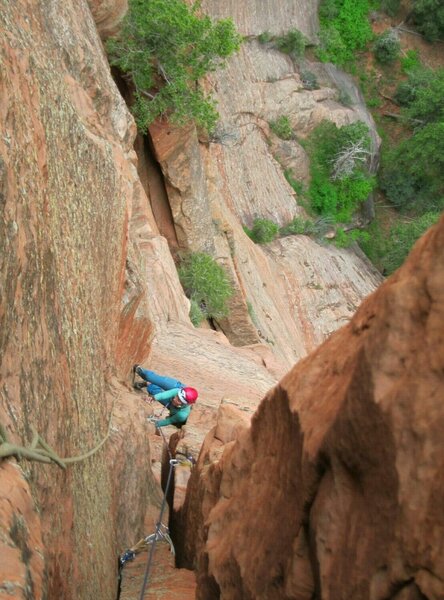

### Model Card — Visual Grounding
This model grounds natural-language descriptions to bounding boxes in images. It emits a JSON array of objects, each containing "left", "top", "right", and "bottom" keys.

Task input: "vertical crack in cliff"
[
  {"left": 110, "top": 69, "right": 180, "bottom": 251},
  {"left": 135, "top": 132, "right": 180, "bottom": 251}
]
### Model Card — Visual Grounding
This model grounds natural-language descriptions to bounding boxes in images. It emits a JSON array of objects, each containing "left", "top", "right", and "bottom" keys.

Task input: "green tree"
[
  {"left": 178, "top": 252, "right": 234, "bottom": 324},
  {"left": 381, "top": 0, "right": 401, "bottom": 16},
  {"left": 383, "top": 212, "right": 440, "bottom": 273},
  {"left": 404, "top": 68, "right": 444, "bottom": 125},
  {"left": 317, "top": 0, "right": 373, "bottom": 65},
  {"left": 380, "top": 125, "right": 444, "bottom": 214},
  {"left": 358, "top": 214, "right": 440, "bottom": 275},
  {"left": 410, "top": 0, "right": 444, "bottom": 41},
  {"left": 380, "top": 68, "right": 444, "bottom": 213},
  {"left": 307, "top": 121, "right": 375, "bottom": 221},
  {"left": 106, "top": 0, "right": 242, "bottom": 132},
  {"left": 373, "top": 29, "right": 400, "bottom": 64},
  {"left": 394, "top": 67, "right": 434, "bottom": 106}
]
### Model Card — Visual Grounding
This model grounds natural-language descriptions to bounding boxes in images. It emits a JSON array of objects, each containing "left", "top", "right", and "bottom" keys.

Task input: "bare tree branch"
[{"left": 330, "top": 138, "right": 371, "bottom": 181}]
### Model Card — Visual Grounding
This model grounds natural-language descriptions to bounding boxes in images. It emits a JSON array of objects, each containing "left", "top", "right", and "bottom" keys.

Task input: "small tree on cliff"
[{"left": 106, "top": 0, "right": 242, "bottom": 133}]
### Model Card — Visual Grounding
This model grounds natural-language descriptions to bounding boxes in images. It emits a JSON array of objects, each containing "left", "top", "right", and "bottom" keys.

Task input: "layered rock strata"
[{"left": 145, "top": 5, "right": 383, "bottom": 366}]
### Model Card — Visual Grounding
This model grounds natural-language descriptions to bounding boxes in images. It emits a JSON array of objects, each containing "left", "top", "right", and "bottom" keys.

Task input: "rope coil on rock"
[{"left": 0, "top": 413, "right": 113, "bottom": 468}]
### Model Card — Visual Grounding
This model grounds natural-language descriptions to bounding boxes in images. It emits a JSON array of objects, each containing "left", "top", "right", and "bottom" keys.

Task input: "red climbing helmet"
[{"left": 183, "top": 387, "right": 198, "bottom": 403}]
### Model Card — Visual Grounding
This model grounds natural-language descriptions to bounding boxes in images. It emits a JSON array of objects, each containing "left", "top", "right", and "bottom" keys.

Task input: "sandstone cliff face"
[
  {"left": 201, "top": 0, "right": 320, "bottom": 39},
  {"left": 182, "top": 216, "right": 444, "bottom": 600},
  {"left": 145, "top": 4, "right": 383, "bottom": 368},
  {"left": 0, "top": 0, "right": 390, "bottom": 599},
  {"left": 0, "top": 1, "right": 157, "bottom": 598}
]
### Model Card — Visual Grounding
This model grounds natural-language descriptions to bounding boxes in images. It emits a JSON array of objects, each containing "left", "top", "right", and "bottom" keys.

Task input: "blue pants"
[{"left": 138, "top": 368, "right": 184, "bottom": 395}]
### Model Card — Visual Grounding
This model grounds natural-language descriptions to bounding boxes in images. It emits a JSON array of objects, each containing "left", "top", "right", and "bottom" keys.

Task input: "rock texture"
[
  {"left": 87, "top": 0, "right": 128, "bottom": 37},
  {"left": 0, "top": 463, "right": 44, "bottom": 600},
  {"left": 0, "top": 1, "right": 158, "bottom": 598},
  {"left": 0, "top": 0, "right": 397, "bottom": 599},
  {"left": 149, "top": 117, "right": 382, "bottom": 367},
  {"left": 201, "top": 0, "right": 321, "bottom": 39},
  {"left": 182, "top": 215, "right": 444, "bottom": 600},
  {"left": 146, "top": 11, "right": 383, "bottom": 367}
]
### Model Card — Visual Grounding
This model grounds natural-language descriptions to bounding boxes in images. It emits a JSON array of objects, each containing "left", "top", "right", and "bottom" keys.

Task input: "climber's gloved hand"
[{"left": 147, "top": 416, "right": 157, "bottom": 425}]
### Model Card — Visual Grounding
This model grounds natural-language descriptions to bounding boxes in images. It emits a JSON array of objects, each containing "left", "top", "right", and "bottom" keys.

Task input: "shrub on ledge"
[
  {"left": 178, "top": 252, "right": 233, "bottom": 325},
  {"left": 243, "top": 219, "right": 280, "bottom": 244},
  {"left": 106, "top": 0, "right": 241, "bottom": 133}
]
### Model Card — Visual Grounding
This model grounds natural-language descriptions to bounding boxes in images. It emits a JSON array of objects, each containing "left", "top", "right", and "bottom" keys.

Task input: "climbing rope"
[
  {"left": 0, "top": 411, "right": 113, "bottom": 468},
  {"left": 118, "top": 423, "right": 195, "bottom": 599},
  {"left": 138, "top": 454, "right": 178, "bottom": 600}
]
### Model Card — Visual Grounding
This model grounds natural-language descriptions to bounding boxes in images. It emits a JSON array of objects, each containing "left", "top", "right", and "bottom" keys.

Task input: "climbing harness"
[{"left": 118, "top": 425, "right": 195, "bottom": 599}]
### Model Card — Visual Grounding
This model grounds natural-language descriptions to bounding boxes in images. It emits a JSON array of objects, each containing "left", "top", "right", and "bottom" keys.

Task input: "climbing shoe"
[
  {"left": 133, "top": 364, "right": 142, "bottom": 376},
  {"left": 134, "top": 381, "right": 147, "bottom": 390}
]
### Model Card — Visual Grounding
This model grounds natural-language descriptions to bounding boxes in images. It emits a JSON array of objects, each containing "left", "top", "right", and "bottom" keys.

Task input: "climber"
[{"left": 133, "top": 366, "right": 198, "bottom": 429}]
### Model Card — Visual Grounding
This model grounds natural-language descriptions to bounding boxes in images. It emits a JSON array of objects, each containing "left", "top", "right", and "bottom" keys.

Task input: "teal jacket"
[{"left": 154, "top": 388, "right": 191, "bottom": 428}]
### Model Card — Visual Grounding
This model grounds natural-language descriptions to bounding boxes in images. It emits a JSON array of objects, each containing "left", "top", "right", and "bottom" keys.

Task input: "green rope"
[{"left": 0, "top": 410, "right": 113, "bottom": 469}]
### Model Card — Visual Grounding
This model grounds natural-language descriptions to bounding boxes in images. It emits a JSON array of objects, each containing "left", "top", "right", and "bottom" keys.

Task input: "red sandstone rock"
[
  {"left": 184, "top": 216, "right": 444, "bottom": 600},
  {"left": 0, "top": 463, "right": 44, "bottom": 600},
  {"left": 87, "top": 0, "right": 128, "bottom": 37}
]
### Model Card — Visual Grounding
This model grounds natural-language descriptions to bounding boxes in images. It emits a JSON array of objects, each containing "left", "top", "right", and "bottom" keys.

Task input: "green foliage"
[
  {"left": 335, "top": 174, "right": 375, "bottom": 221},
  {"left": 280, "top": 217, "right": 314, "bottom": 236},
  {"left": 257, "top": 31, "right": 273, "bottom": 44},
  {"left": 380, "top": 0, "right": 401, "bottom": 16},
  {"left": 106, "top": 0, "right": 241, "bottom": 132},
  {"left": 357, "top": 218, "right": 388, "bottom": 270},
  {"left": 373, "top": 29, "right": 400, "bottom": 64},
  {"left": 367, "top": 97, "right": 382, "bottom": 108},
  {"left": 244, "top": 219, "right": 280, "bottom": 244},
  {"left": 284, "top": 169, "right": 305, "bottom": 195},
  {"left": 380, "top": 67, "right": 444, "bottom": 214},
  {"left": 359, "top": 69, "right": 381, "bottom": 107},
  {"left": 400, "top": 49, "right": 421, "bottom": 73},
  {"left": 410, "top": 0, "right": 444, "bottom": 42},
  {"left": 379, "top": 160, "right": 418, "bottom": 209},
  {"left": 380, "top": 124, "right": 444, "bottom": 214},
  {"left": 274, "top": 29, "right": 307, "bottom": 58},
  {"left": 307, "top": 120, "right": 375, "bottom": 222},
  {"left": 270, "top": 116, "right": 294, "bottom": 140},
  {"left": 359, "top": 213, "right": 440, "bottom": 274},
  {"left": 301, "top": 70, "right": 319, "bottom": 90},
  {"left": 337, "top": 88, "right": 353, "bottom": 107},
  {"left": 257, "top": 28, "right": 307, "bottom": 59},
  {"left": 189, "top": 298, "right": 205, "bottom": 326},
  {"left": 393, "top": 68, "right": 434, "bottom": 106},
  {"left": 383, "top": 212, "right": 440, "bottom": 273},
  {"left": 334, "top": 227, "right": 370, "bottom": 248},
  {"left": 317, "top": 0, "right": 374, "bottom": 65},
  {"left": 404, "top": 68, "right": 444, "bottom": 125},
  {"left": 178, "top": 252, "right": 233, "bottom": 322},
  {"left": 279, "top": 216, "right": 334, "bottom": 237}
]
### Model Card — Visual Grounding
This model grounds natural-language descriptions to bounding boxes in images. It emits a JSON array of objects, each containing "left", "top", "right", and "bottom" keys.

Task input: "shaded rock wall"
[
  {"left": 183, "top": 216, "right": 444, "bottom": 600},
  {"left": 0, "top": 1, "right": 158, "bottom": 598}
]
